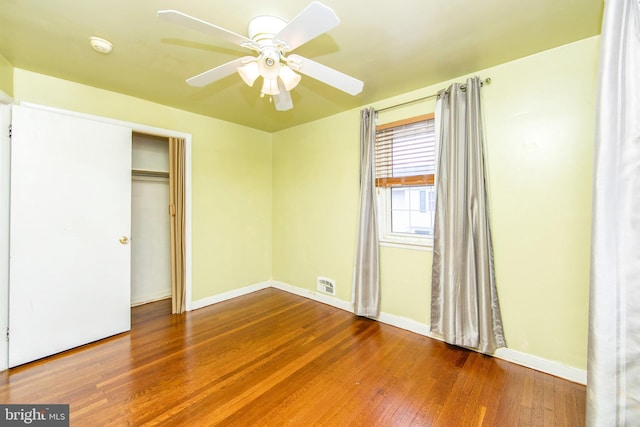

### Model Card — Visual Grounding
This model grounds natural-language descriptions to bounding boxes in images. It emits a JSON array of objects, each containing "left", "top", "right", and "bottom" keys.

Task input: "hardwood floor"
[{"left": 0, "top": 288, "right": 585, "bottom": 426}]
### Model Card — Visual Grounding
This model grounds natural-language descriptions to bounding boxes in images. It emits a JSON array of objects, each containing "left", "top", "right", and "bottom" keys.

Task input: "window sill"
[{"left": 379, "top": 239, "right": 433, "bottom": 252}]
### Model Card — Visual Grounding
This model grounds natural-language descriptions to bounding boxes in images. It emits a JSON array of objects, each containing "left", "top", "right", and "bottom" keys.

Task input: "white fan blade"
[
  {"left": 288, "top": 54, "right": 363, "bottom": 96},
  {"left": 158, "top": 10, "right": 254, "bottom": 48},
  {"left": 186, "top": 56, "right": 254, "bottom": 87},
  {"left": 273, "top": 79, "right": 293, "bottom": 111},
  {"left": 276, "top": 2, "right": 340, "bottom": 52}
]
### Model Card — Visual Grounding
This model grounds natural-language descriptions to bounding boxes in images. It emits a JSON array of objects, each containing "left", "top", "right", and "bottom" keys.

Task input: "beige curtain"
[
  {"left": 587, "top": 0, "right": 640, "bottom": 424},
  {"left": 169, "top": 137, "right": 186, "bottom": 314},
  {"left": 353, "top": 107, "right": 380, "bottom": 317},
  {"left": 430, "top": 77, "right": 505, "bottom": 354}
]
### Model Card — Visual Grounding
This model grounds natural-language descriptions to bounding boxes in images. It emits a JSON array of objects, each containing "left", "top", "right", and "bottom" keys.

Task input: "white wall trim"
[
  {"left": 375, "top": 309, "right": 586, "bottom": 384},
  {"left": 375, "top": 310, "right": 432, "bottom": 337},
  {"left": 493, "top": 347, "right": 587, "bottom": 385},
  {"left": 270, "top": 280, "right": 355, "bottom": 313},
  {"left": 0, "top": 91, "right": 12, "bottom": 370},
  {"left": 131, "top": 292, "right": 172, "bottom": 307},
  {"left": 191, "top": 281, "right": 272, "bottom": 311},
  {"left": 0, "top": 102, "right": 11, "bottom": 371}
]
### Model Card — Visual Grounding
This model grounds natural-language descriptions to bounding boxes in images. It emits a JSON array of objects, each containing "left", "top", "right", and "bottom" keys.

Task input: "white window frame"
[
  {"left": 375, "top": 113, "right": 437, "bottom": 251},
  {"left": 377, "top": 186, "right": 434, "bottom": 250}
]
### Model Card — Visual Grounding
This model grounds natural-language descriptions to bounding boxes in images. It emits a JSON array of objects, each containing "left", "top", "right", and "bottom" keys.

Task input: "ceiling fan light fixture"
[
  {"left": 279, "top": 65, "right": 301, "bottom": 91},
  {"left": 258, "top": 49, "right": 281, "bottom": 79},
  {"left": 238, "top": 61, "right": 260, "bottom": 87},
  {"left": 261, "top": 78, "right": 280, "bottom": 96}
]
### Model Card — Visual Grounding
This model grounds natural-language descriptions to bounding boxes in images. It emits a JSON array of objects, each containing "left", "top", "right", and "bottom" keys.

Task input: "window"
[{"left": 375, "top": 113, "right": 436, "bottom": 248}]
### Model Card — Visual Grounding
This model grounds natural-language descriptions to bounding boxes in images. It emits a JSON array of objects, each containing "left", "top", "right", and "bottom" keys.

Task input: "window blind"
[{"left": 375, "top": 113, "right": 436, "bottom": 187}]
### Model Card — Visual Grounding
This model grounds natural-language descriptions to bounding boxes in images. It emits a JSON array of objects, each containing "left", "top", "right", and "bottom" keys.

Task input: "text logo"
[{"left": 0, "top": 405, "right": 69, "bottom": 426}]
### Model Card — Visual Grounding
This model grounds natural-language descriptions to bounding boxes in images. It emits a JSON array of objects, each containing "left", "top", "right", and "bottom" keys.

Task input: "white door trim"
[{"left": 0, "top": 92, "right": 13, "bottom": 371}]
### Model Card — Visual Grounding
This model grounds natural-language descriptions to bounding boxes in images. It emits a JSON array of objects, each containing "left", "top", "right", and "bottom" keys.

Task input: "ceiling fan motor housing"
[
  {"left": 248, "top": 16, "right": 287, "bottom": 43},
  {"left": 246, "top": 15, "right": 288, "bottom": 78}
]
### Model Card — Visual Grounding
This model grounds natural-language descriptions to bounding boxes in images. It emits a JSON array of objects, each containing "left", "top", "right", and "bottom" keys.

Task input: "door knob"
[{"left": 119, "top": 236, "right": 129, "bottom": 245}]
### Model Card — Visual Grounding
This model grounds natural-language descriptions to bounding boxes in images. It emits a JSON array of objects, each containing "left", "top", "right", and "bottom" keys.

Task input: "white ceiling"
[{"left": 0, "top": 0, "right": 603, "bottom": 132}]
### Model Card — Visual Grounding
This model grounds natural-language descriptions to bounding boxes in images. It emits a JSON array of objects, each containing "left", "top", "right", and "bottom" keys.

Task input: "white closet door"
[{"left": 9, "top": 105, "right": 132, "bottom": 367}]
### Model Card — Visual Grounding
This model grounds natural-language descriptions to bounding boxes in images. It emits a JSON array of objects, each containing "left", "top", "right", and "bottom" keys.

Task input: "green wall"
[
  {"left": 272, "top": 111, "right": 360, "bottom": 303},
  {"left": 12, "top": 69, "right": 273, "bottom": 301},
  {"left": 272, "top": 36, "right": 598, "bottom": 370}
]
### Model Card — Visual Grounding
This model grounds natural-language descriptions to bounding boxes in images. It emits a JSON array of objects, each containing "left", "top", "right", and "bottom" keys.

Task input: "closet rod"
[
  {"left": 131, "top": 169, "right": 169, "bottom": 178},
  {"left": 376, "top": 77, "right": 491, "bottom": 113}
]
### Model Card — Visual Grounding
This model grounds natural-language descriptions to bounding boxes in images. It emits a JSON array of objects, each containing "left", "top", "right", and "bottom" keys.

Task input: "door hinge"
[
  {"left": 8, "top": 124, "right": 11, "bottom": 139},
  {"left": 5, "top": 327, "right": 8, "bottom": 342}
]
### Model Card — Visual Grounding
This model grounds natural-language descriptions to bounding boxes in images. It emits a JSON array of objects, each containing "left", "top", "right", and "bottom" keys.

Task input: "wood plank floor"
[{"left": 0, "top": 288, "right": 586, "bottom": 426}]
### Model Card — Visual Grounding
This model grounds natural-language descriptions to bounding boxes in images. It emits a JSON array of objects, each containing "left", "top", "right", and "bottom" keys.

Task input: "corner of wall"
[{"left": 0, "top": 54, "right": 14, "bottom": 99}]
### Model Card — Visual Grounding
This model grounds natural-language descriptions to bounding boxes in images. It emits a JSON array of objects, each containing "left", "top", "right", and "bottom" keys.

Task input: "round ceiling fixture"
[{"left": 90, "top": 36, "right": 113, "bottom": 54}]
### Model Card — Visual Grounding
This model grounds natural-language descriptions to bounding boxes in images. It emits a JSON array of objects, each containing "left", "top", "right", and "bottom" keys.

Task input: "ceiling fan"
[{"left": 157, "top": 2, "right": 364, "bottom": 111}]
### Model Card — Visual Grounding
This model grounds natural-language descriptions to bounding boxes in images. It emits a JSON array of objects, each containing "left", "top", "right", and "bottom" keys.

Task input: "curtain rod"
[
  {"left": 132, "top": 169, "right": 169, "bottom": 178},
  {"left": 376, "top": 77, "right": 491, "bottom": 114}
]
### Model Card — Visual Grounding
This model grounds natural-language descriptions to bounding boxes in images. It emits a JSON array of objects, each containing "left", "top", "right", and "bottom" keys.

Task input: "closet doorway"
[{"left": 131, "top": 132, "right": 171, "bottom": 306}]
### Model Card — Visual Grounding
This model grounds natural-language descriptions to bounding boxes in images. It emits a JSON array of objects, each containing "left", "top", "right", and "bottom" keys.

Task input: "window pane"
[{"left": 390, "top": 186, "right": 435, "bottom": 236}]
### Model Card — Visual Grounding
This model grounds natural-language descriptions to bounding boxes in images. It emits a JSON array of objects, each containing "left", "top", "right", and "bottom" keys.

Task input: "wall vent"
[{"left": 317, "top": 276, "right": 336, "bottom": 296}]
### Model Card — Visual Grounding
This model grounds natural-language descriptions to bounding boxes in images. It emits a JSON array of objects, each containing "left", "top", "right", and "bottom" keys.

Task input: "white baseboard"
[
  {"left": 191, "top": 281, "right": 272, "bottom": 310},
  {"left": 190, "top": 279, "right": 587, "bottom": 385},
  {"left": 131, "top": 291, "right": 171, "bottom": 307},
  {"left": 493, "top": 347, "right": 587, "bottom": 385},
  {"left": 376, "top": 311, "right": 587, "bottom": 385},
  {"left": 270, "top": 280, "right": 354, "bottom": 313}
]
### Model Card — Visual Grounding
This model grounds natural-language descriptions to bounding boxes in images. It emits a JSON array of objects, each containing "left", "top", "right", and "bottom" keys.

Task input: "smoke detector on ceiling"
[{"left": 90, "top": 36, "right": 113, "bottom": 54}]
